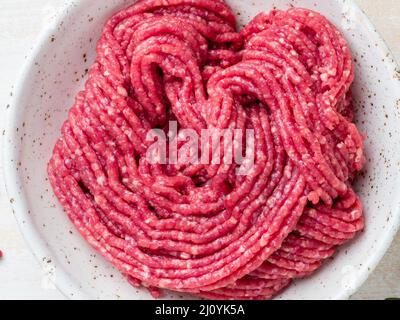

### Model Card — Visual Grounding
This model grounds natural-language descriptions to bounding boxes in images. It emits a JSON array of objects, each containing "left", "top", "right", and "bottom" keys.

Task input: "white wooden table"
[{"left": 0, "top": 0, "right": 399, "bottom": 300}]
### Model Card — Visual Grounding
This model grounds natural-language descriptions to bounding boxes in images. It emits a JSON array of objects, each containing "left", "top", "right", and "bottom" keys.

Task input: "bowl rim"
[{"left": 3, "top": 0, "right": 400, "bottom": 300}]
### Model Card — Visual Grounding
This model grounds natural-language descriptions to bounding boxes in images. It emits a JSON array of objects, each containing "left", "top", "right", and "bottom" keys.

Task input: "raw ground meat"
[{"left": 48, "top": 0, "right": 365, "bottom": 299}]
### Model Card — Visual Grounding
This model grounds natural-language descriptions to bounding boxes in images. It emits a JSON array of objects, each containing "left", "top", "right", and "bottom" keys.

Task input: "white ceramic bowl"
[{"left": 3, "top": 0, "right": 400, "bottom": 300}]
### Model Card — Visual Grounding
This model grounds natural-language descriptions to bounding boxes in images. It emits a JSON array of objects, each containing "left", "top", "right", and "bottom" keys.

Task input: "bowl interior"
[{"left": 5, "top": 0, "right": 400, "bottom": 300}]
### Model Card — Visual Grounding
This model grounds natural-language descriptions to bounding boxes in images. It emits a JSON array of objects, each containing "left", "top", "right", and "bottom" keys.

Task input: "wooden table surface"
[{"left": 0, "top": 0, "right": 399, "bottom": 299}]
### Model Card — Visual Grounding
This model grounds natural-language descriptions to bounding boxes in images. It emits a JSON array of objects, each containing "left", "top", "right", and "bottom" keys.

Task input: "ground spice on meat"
[{"left": 48, "top": 0, "right": 365, "bottom": 300}]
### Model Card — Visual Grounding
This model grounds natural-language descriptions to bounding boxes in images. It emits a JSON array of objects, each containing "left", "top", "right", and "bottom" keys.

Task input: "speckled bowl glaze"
[{"left": 3, "top": 0, "right": 400, "bottom": 300}]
